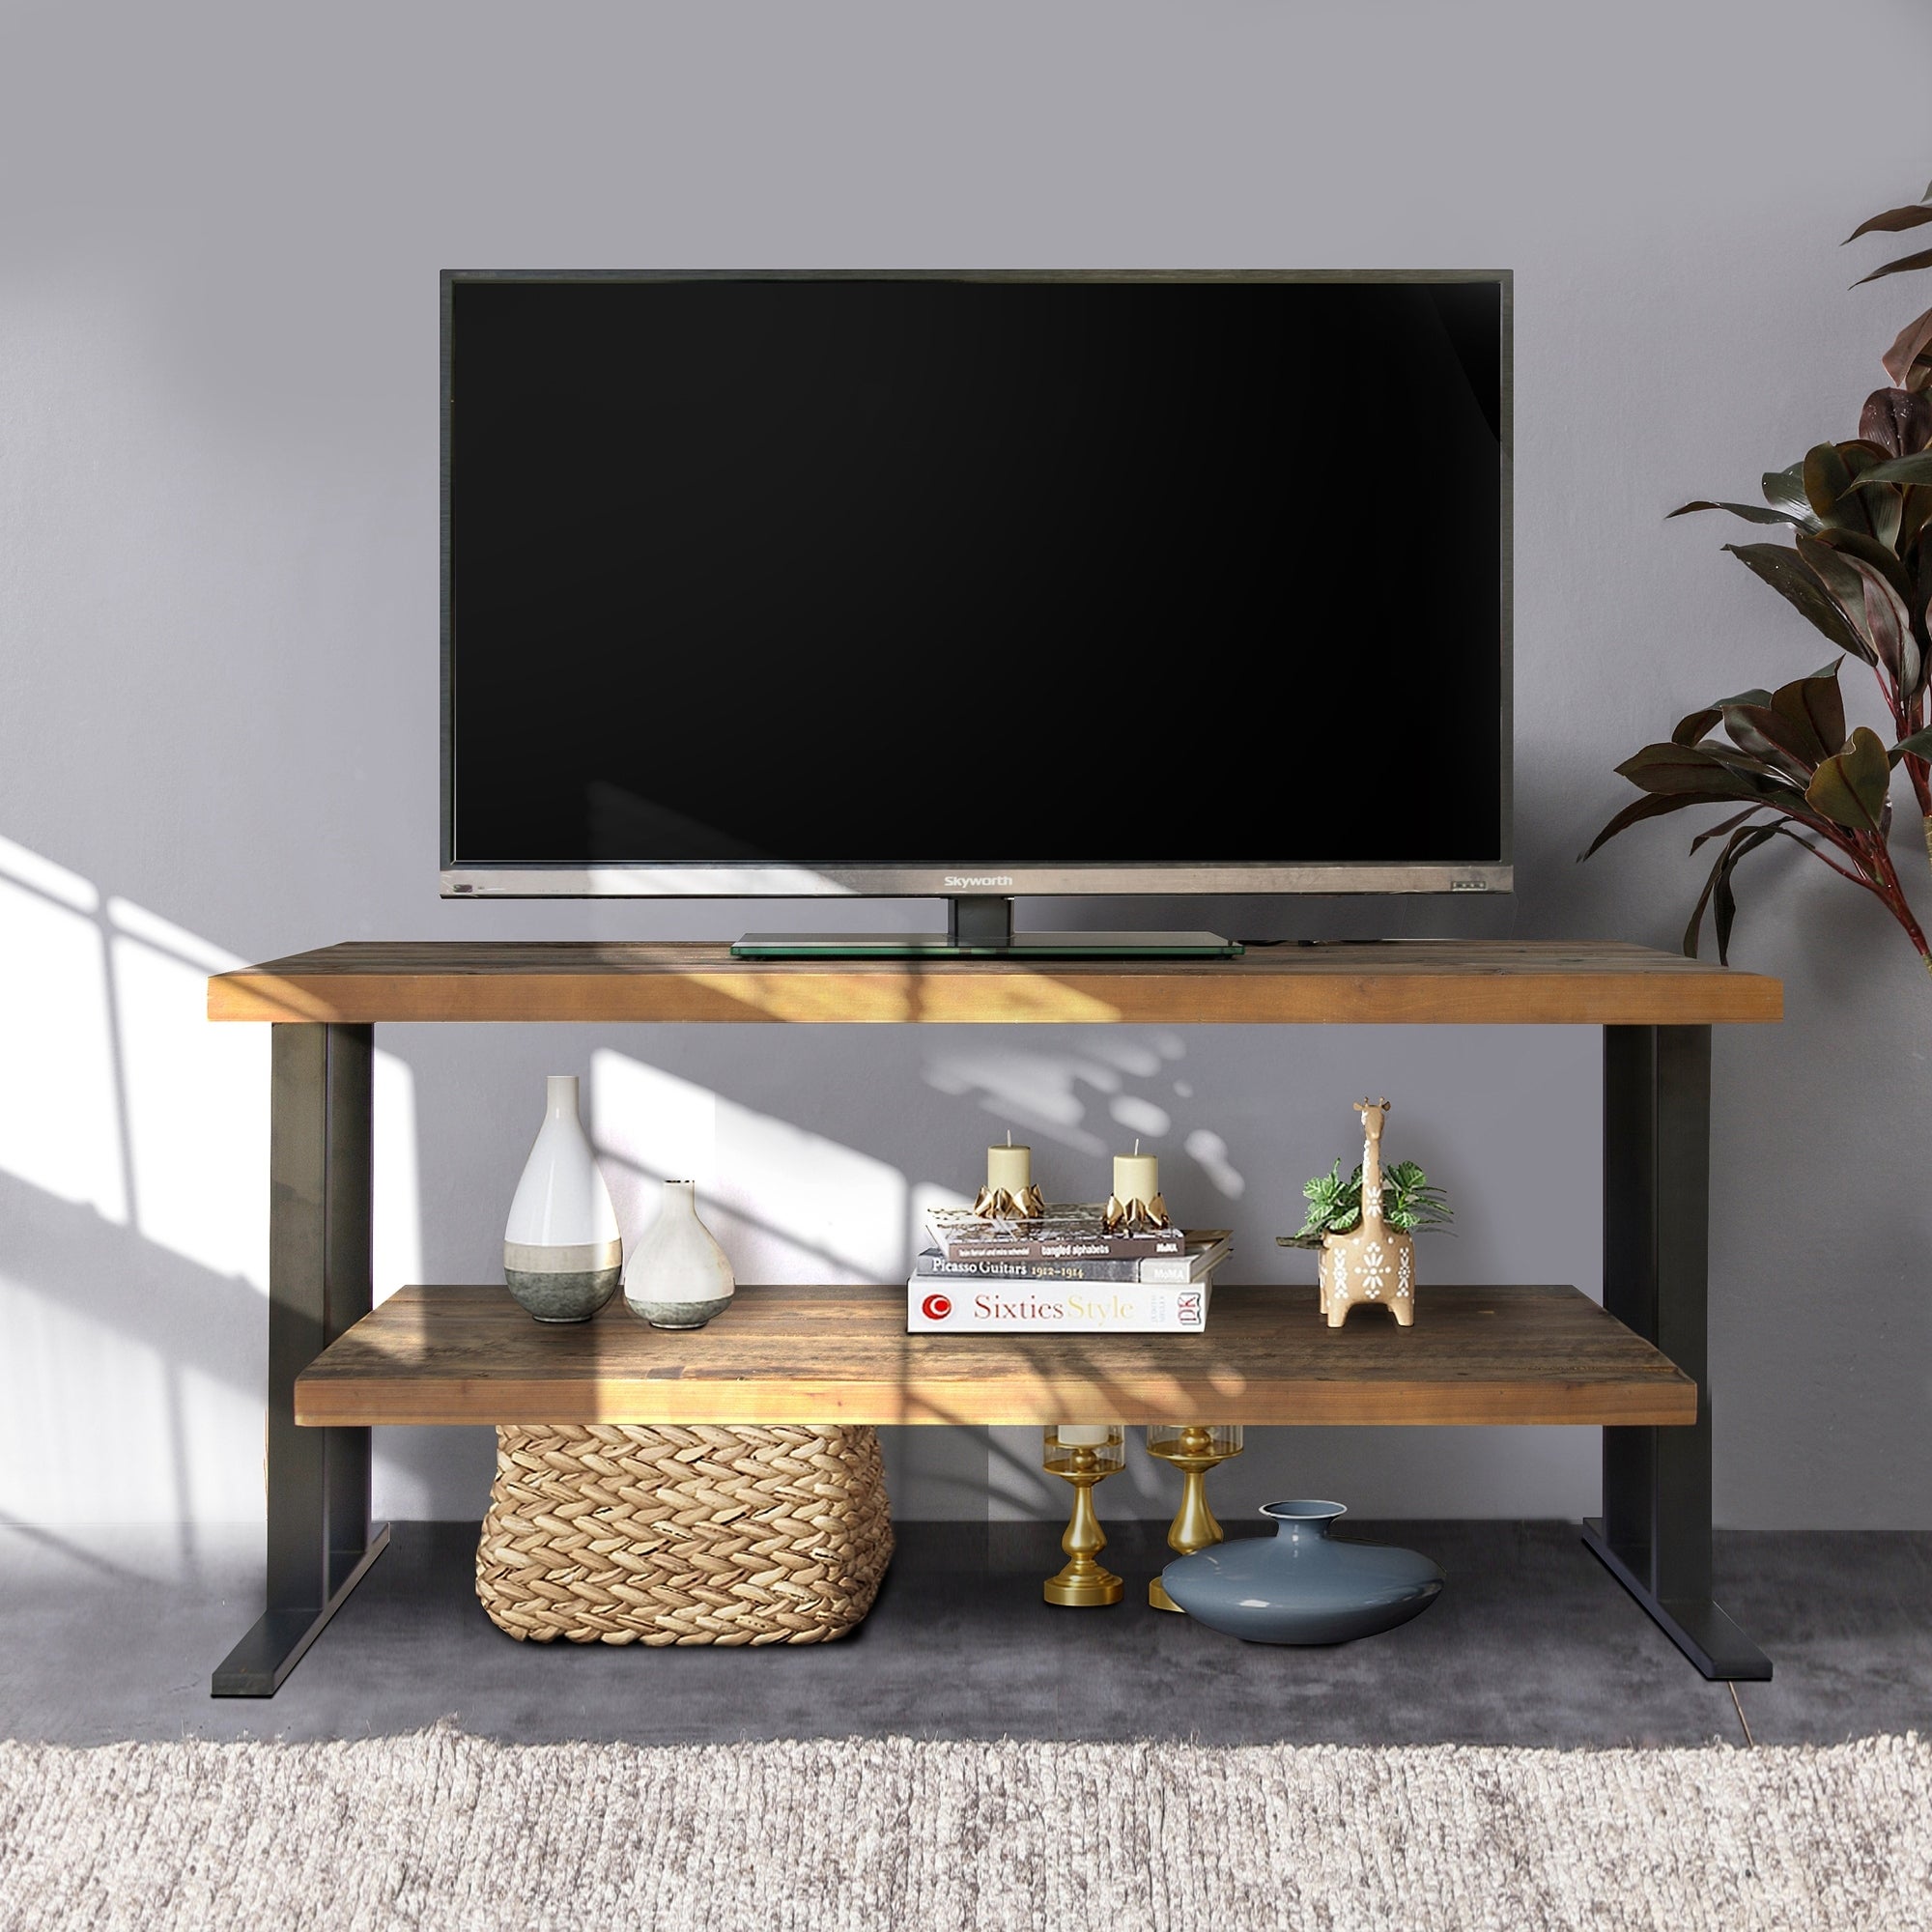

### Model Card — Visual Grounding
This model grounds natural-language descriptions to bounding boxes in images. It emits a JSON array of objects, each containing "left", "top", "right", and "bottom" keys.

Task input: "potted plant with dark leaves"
[{"left": 1585, "top": 179, "right": 1932, "bottom": 974}]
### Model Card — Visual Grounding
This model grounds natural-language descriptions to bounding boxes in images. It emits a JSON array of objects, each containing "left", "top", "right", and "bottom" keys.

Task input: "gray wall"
[{"left": 3, "top": 0, "right": 1928, "bottom": 1537}]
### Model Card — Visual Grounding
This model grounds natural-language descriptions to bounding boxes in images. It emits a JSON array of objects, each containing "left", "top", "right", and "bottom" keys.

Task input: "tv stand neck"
[
  {"left": 948, "top": 894, "right": 1014, "bottom": 950},
  {"left": 731, "top": 895, "right": 1242, "bottom": 959}
]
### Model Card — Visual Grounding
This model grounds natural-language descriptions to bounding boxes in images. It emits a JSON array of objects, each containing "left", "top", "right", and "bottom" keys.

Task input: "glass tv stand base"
[
  {"left": 730, "top": 889, "right": 1244, "bottom": 958},
  {"left": 730, "top": 930, "right": 1243, "bottom": 958}
]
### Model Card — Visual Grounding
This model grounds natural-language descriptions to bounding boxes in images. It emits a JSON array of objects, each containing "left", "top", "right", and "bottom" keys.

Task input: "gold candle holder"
[
  {"left": 1144, "top": 1422, "right": 1245, "bottom": 1611},
  {"left": 1041, "top": 1425, "right": 1126, "bottom": 1606}
]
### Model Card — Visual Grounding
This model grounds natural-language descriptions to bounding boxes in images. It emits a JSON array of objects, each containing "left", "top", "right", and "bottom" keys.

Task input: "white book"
[{"left": 907, "top": 1274, "right": 1211, "bottom": 1333}]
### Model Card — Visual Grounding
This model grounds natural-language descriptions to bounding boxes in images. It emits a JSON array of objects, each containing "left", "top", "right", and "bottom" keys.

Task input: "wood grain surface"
[
  {"left": 293, "top": 1282, "right": 1698, "bottom": 1429},
  {"left": 210, "top": 940, "right": 1783, "bottom": 1026}
]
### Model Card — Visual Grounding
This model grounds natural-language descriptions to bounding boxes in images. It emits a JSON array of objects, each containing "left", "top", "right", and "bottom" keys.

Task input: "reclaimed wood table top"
[
  {"left": 208, "top": 939, "right": 1783, "bottom": 1026},
  {"left": 293, "top": 1282, "right": 1698, "bottom": 1430}
]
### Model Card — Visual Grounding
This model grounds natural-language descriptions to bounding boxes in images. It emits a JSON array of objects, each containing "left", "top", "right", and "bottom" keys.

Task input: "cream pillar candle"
[
  {"left": 1113, "top": 1151, "right": 1159, "bottom": 1204},
  {"left": 1058, "top": 1425, "right": 1112, "bottom": 1446},
  {"left": 987, "top": 1142, "right": 1033, "bottom": 1195}
]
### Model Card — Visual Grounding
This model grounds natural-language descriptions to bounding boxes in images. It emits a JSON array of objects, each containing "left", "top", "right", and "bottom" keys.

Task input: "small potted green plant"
[
  {"left": 1276, "top": 1098, "right": 1454, "bottom": 1329},
  {"left": 1276, "top": 1157, "right": 1455, "bottom": 1249}
]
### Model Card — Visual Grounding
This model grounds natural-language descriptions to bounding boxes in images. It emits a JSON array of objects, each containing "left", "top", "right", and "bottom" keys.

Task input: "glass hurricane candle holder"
[
  {"left": 1144, "top": 1423, "right": 1246, "bottom": 1612},
  {"left": 1041, "top": 1425, "right": 1126, "bottom": 1607}
]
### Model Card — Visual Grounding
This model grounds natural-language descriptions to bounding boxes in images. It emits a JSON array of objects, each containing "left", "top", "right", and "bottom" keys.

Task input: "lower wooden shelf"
[{"left": 293, "top": 1282, "right": 1697, "bottom": 1431}]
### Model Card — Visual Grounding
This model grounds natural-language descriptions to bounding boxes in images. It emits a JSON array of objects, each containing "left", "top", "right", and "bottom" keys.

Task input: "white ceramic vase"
[
  {"left": 503, "top": 1074, "right": 623, "bottom": 1323},
  {"left": 624, "top": 1179, "right": 736, "bottom": 1329}
]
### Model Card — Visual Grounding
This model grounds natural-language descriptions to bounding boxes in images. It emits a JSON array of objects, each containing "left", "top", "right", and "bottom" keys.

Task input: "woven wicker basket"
[{"left": 474, "top": 1422, "right": 895, "bottom": 1645}]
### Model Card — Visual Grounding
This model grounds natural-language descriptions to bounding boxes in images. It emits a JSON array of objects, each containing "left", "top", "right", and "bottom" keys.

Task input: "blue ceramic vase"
[{"left": 1158, "top": 1499, "right": 1444, "bottom": 1645}]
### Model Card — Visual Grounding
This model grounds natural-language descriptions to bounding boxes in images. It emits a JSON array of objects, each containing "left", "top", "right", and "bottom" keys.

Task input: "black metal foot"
[
  {"left": 212, "top": 1524, "right": 392, "bottom": 1697},
  {"left": 1581, "top": 1519, "right": 1770, "bottom": 1682}
]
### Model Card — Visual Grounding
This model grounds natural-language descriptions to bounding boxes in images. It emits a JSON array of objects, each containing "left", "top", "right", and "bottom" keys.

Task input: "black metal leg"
[
  {"left": 1582, "top": 1024, "right": 1770, "bottom": 1681},
  {"left": 213, "top": 1023, "right": 389, "bottom": 1695}
]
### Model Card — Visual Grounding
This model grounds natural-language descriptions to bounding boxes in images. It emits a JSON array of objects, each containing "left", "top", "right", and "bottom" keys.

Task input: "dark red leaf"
[
  {"left": 1688, "top": 806, "right": 1763, "bottom": 853},
  {"left": 1770, "top": 666, "right": 1846, "bottom": 762},
  {"left": 1843, "top": 450, "right": 1932, "bottom": 490},
  {"left": 1844, "top": 555, "right": 1918, "bottom": 693},
  {"left": 1852, "top": 244, "right": 1932, "bottom": 288},
  {"left": 1671, "top": 706, "right": 1722, "bottom": 746},
  {"left": 1727, "top": 542, "right": 1869, "bottom": 661},
  {"left": 1613, "top": 742, "right": 1778, "bottom": 800},
  {"left": 1577, "top": 790, "right": 1716, "bottom": 862},
  {"left": 1890, "top": 724, "right": 1932, "bottom": 767},
  {"left": 1721, "top": 703, "right": 1823, "bottom": 781},
  {"left": 1804, "top": 442, "right": 1878, "bottom": 537},
  {"left": 1860, "top": 387, "right": 1932, "bottom": 458},
  {"left": 1713, "top": 825, "right": 1779, "bottom": 964},
  {"left": 1803, "top": 440, "right": 1856, "bottom": 518},
  {"left": 1760, "top": 464, "right": 1813, "bottom": 520},
  {"left": 1844, "top": 203, "right": 1932, "bottom": 243},
  {"left": 1901, "top": 485, "right": 1932, "bottom": 554},
  {"left": 1880, "top": 308, "right": 1932, "bottom": 389},
  {"left": 1681, "top": 821, "right": 1777, "bottom": 963},
  {"left": 1801, "top": 525, "right": 1913, "bottom": 602},
  {"left": 1667, "top": 499, "right": 1806, "bottom": 527},
  {"left": 1805, "top": 726, "right": 1892, "bottom": 832}
]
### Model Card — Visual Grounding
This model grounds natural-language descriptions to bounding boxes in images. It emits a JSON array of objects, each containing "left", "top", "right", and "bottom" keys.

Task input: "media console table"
[{"left": 204, "top": 938, "right": 1782, "bottom": 1696}]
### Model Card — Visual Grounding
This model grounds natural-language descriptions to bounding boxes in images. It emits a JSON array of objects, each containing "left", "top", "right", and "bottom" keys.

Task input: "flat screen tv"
[{"left": 441, "top": 269, "right": 1511, "bottom": 955}]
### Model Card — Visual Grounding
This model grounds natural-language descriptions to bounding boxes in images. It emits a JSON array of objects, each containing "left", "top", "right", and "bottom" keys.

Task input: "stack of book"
[{"left": 906, "top": 1204, "right": 1231, "bottom": 1333}]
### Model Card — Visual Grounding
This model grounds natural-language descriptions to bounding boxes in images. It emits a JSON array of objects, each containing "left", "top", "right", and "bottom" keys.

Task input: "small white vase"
[
  {"left": 624, "top": 1179, "right": 736, "bottom": 1329},
  {"left": 503, "top": 1075, "right": 623, "bottom": 1323}
]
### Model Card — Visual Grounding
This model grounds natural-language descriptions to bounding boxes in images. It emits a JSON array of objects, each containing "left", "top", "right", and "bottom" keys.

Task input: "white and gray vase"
[
  {"left": 503, "top": 1074, "right": 622, "bottom": 1323},
  {"left": 624, "top": 1179, "right": 736, "bottom": 1329}
]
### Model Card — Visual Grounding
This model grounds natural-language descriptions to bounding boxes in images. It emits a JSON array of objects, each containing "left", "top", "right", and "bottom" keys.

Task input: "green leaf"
[
  {"left": 1672, "top": 705, "right": 1722, "bottom": 745},
  {"left": 1805, "top": 725, "right": 1892, "bottom": 832},
  {"left": 1666, "top": 499, "right": 1807, "bottom": 527},
  {"left": 1724, "top": 543, "right": 1870, "bottom": 660},
  {"left": 1852, "top": 243, "right": 1932, "bottom": 288},
  {"left": 1889, "top": 724, "right": 1932, "bottom": 766},
  {"left": 1844, "top": 203, "right": 1932, "bottom": 243}
]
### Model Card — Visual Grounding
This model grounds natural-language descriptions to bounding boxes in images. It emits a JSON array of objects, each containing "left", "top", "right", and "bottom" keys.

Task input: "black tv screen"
[{"left": 442, "top": 270, "right": 1509, "bottom": 897}]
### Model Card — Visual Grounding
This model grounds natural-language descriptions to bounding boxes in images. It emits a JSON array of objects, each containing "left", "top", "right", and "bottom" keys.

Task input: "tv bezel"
[{"left": 439, "top": 266, "right": 1514, "bottom": 902}]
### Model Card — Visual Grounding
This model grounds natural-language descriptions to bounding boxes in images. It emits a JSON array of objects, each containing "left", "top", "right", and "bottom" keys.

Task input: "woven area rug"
[{"left": 2, "top": 1728, "right": 1926, "bottom": 1931}]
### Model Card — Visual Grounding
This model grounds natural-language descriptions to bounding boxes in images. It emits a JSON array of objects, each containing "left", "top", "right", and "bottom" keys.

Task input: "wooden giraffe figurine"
[{"left": 1318, "top": 1098, "right": 1415, "bottom": 1329}]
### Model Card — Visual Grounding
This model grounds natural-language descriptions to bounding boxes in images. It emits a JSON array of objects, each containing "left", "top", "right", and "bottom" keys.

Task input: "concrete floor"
[{"left": 2, "top": 1519, "right": 1926, "bottom": 1749}]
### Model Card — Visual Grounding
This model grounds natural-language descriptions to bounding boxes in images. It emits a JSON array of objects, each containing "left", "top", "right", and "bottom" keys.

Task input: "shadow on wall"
[
  {"left": 586, "top": 1037, "right": 1260, "bottom": 1524},
  {"left": 0, "top": 834, "right": 420, "bottom": 1544},
  {"left": 0, "top": 837, "right": 1599, "bottom": 1537}
]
